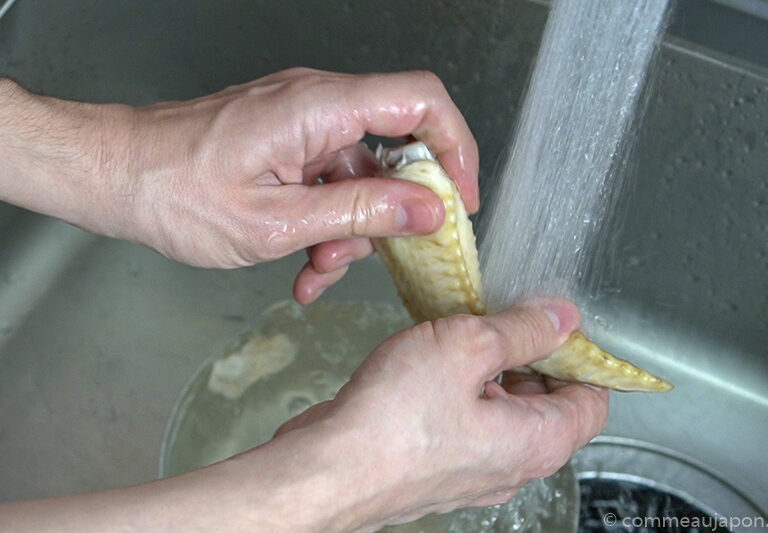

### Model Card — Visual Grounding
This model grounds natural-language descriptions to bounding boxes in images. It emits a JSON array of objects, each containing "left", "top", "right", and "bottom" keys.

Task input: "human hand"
[
  {"left": 1, "top": 70, "right": 476, "bottom": 289},
  {"left": 84, "top": 69, "right": 477, "bottom": 288},
  {"left": 267, "top": 299, "right": 609, "bottom": 531},
  {"left": 0, "top": 300, "right": 607, "bottom": 532}
]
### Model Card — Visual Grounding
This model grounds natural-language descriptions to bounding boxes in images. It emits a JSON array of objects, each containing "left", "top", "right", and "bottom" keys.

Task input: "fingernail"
[
  {"left": 544, "top": 308, "right": 562, "bottom": 333},
  {"left": 336, "top": 255, "right": 354, "bottom": 269},
  {"left": 396, "top": 199, "right": 441, "bottom": 233},
  {"left": 312, "top": 283, "right": 329, "bottom": 301},
  {"left": 542, "top": 302, "right": 578, "bottom": 335},
  {"left": 524, "top": 297, "right": 578, "bottom": 335},
  {"left": 543, "top": 300, "right": 579, "bottom": 333}
]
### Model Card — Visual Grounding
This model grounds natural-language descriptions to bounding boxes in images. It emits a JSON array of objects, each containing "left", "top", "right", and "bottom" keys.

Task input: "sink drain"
[
  {"left": 571, "top": 437, "right": 766, "bottom": 533},
  {"left": 579, "top": 477, "right": 727, "bottom": 532}
]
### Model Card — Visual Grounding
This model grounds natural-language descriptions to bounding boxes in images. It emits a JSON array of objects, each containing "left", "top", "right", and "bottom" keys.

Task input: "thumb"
[
  {"left": 480, "top": 299, "right": 582, "bottom": 380},
  {"left": 272, "top": 178, "right": 445, "bottom": 252}
]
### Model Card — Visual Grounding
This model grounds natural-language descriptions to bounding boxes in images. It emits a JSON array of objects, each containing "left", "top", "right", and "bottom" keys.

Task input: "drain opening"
[
  {"left": 572, "top": 437, "right": 766, "bottom": 533},
  {"left": 578, "top": 477, "right": 729, "bottom": 532}
]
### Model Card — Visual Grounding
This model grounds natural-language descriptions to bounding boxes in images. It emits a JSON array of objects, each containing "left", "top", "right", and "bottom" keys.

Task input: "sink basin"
[{"left": 1, "top": 0, "right": 766, "bottom": 520}]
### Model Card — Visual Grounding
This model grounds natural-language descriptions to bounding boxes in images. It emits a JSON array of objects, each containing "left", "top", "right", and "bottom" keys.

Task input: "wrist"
[
  {"left": 0, "top": 79, "right": 137, "bottom": 237},
  {"left": 220, "top": 422, "right": 382, "bottom": 532},
  {"left": 0, "top": 420, "right": 390, "bottom": 533}
]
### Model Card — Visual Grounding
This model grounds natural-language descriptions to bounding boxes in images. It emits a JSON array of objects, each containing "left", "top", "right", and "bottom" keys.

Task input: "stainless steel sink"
[{"left": 1, "top": 0, "right": 766, "bottom": 520}]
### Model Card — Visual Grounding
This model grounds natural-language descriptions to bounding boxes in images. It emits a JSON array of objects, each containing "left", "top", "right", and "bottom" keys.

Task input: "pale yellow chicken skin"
[{"left": 373, "top": 143, "right": 672, "bottom": 393}]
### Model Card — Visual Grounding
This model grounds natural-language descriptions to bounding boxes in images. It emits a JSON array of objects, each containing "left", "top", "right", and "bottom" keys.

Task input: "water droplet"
[{"left": 593, "top": 315, "right": 610, "bottom": 330}]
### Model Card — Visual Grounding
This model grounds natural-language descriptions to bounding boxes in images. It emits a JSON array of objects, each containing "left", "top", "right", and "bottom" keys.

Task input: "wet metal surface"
[{"left": 0, "top": 0, "right": 766, "bottom": 513}]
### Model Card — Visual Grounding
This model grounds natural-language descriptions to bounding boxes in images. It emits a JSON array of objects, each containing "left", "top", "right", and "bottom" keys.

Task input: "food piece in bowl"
[{"left": 208, "top": 333, "right": 297, "bottom": 400}]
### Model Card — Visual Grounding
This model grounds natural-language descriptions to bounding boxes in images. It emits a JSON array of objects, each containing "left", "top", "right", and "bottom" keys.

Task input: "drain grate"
[
  {"left": 572, "top": 437, "right": 765, "bottom": 533},
  {"left": 578, "top": 477, "right": 728, "bottom": 532}
]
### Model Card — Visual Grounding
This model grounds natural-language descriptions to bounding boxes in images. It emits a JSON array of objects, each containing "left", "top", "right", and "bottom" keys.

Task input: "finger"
[
  {"left": 483, "top": 374, "right": 546, "bottom": 399},
  {"left": 302, "top": 143, "right": 377, "bottom": 185},
  {"left": 309, "top": 238, "right": 375, "bottom": 273},
  {"left": 500, "top": 371, "right": 549, "bottom": 396},
  {"left": 324, "top": 144, "right": 376, "bottom": 184},
  {"left": 323, "top": 143, "right": 377, "bottom": 183},
  {"left": 347, "top": 72, "right": 479, "bottom": 212},
  {"left": 526, "top": 382, "right": 610, "bottom": 454},
  {"left": 293, "top": 70, "right": 479, "bottom": 212},
  {"left": 481, "top": 299, "right": 581, "bottom": 380},
  {"left": 293, "top": 261, "right": 349, "bottom": 305},
  {"left": 296, "top": 238, "right": 375, "bottom": 305},
  {"left": 505, "top": 380, "right": 547, "bottom": 396},
  {"left": 544, "top": 375, "right": 582, "bottom": 392},
  {"left": 485, "top": 382, "right": 608, "bottom": 480},
  {"left": 258, "top": 178, "right": 445, "bottom": 255}
]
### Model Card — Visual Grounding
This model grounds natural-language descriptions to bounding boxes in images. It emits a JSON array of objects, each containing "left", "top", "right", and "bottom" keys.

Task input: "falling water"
[{"left": 479, "top": 0, "right": 669, "bottom": 311}]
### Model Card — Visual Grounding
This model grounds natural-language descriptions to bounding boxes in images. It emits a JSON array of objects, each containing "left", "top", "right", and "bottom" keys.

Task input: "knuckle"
[
  {"left": 513, "top": 308, "right": 550, "bottom": 354},
  {"left": 533, "top": 430, "right": 573, "bottom": 477},
  {"left": 434, "top": 314, "right": 505, "bottom": 369},
  {"left": 410, "top": 320, "right": 439, "bottom": 345},
  {"left": 564, "top": 405, "right": 586, "bottom": 449},
  {"left": 537, "top": 451, "right": 570, "bottom": 478},
  {"left": 438, "top": 314, "right": 495, "bottom": 345},
  {"left": 280, "top": 66, "right": 321, "bottom": 79},
  {"left": 550, "top": 418, "right": 586, "bottom": 473},
  {"left": 250, "top": 211, "right": 295, "bottom": 262},
  {"left": 413, "top": 69, "right": 443, "bottom": 88},
  {"left": 514, "top": 408, "right": 572, "bottom": 479},
  {"left": 474, "top": 321, "right": 506, "bottom": 354},
  {"left": 281, "top": 74, "right": 312, "bottom": 96},
  {"left": 348, "top": 187, "right": 369, "bottom": 236},
  {"left": 260, "top": 230, "right": 291, "bottom": 261},
  {"left": 578, "top": 388, "right": 609, "bottom": 442},
  {"left": 415, "top": 70, "right": 451, "bottom": 100},
  {"left": 264, "top": 69, "right": 327, "bottom": 100}
]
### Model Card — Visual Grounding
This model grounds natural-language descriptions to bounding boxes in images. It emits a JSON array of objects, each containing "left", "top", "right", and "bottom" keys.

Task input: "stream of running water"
[{"left": 479, "top": 0, "right": 669, "bottom": 312}]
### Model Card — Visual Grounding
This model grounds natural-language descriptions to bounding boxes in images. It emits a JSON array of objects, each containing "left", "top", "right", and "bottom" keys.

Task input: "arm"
[
  {"left": 0, "top": 300, "right": 608, "bottom": 532},
  {"left": 0, "top": 79, "right": 135, "bottom": 237},
  {"left": 0, "top": 70, "right": 478, "bottom": 302},
  {"left": 0, "top": 426, "right": 365, "bottom": 532}
]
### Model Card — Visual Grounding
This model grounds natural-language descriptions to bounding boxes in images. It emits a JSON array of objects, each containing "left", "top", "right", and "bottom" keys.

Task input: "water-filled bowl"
[
  {"left": 0, "top": 0, "right": 765, "bottom": 523},
  {"left": 160, "top": 300, "right": 581, "bottom": 532}
]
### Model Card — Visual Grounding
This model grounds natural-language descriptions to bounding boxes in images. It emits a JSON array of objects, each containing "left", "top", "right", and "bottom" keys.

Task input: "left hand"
[
  {"left": 100, "top": 68, "right": 479, "bottom": 297},
  {"left": 1, "top": 70, "right": 477, "bottom": 297}
]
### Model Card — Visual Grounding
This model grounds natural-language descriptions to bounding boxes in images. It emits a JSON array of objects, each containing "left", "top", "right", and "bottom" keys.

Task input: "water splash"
[
  {"left": 162, "top": 300, "right": 579, "bottom": 531},
  {"left": 479, "top": 0, "right": 669, "bottom": 310}
]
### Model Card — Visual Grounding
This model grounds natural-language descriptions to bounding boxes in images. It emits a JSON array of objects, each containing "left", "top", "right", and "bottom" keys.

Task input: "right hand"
[
  {"left": 270, "top": 299, "right": 609, "bottom": 531},
  {"left": 1, "top": 300, "right": 605, "bottom": 532}
]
